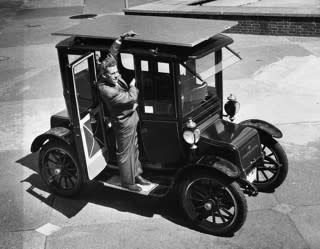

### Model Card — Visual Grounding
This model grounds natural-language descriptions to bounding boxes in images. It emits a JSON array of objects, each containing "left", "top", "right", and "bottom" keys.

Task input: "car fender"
[
  {"left": 31, "top": 127, "right": 73, "bottom": 153},
  {"left": 239, "top": 119, "right": 283, "bottom": 138},
  {"left": 175, "top": 156, "right": 241, "bottom": 182}
]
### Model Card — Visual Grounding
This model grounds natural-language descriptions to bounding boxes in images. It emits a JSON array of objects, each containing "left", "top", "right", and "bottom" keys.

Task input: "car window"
[
  {"left": 140, "top": 60, "right": 175, "bottom": 116},
  {"left": 141, "top": 60, "right": 149, "bottom": 71},
  {"left": 180, "top": 54, "right": 217, "bottom": 116},
  {"left": 158, "top": 62, "right": 170, "bottom": 73},
  {"left": 72, "top": 58, "right": 94, "bottom": 114},
  {"left": 120, "top": 53, "right": 134, "bottom": 70},
  {"left": 68, "top": 54, "right": 82, "bottom": 63}
]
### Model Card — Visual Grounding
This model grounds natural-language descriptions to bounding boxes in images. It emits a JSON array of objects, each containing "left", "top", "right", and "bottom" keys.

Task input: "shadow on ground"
[{"left": 16, "top": 152, "right": 232, "bottom": 237}]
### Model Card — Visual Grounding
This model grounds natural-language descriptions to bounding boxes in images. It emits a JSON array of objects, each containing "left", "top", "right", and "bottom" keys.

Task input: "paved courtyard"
[{"left": 0, "top": 1, "right": 320, "bottom": 248}]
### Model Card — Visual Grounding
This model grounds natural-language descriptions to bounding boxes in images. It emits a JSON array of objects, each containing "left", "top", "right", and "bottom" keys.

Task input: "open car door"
[{"left": 68, "top": 52, "right": 108, "bottom": 180}]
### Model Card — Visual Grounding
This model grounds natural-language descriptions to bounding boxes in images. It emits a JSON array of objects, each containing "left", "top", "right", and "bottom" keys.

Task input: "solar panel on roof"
[{"left": 52, "top": 15, "right": 236, "bottom": 47}]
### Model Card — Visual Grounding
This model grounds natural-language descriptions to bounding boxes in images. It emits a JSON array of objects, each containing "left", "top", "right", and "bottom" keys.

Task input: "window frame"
[
  {"left": 178, "top": 53, "right": 219, "bottom": 117},
  {"left": 135, "top": 56, "right": 177, "bottom": 120}
]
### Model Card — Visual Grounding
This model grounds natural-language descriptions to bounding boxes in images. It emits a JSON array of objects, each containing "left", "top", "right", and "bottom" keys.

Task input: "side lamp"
[{"left": 224, "top": 94, "right": 240, "bottom": 122}]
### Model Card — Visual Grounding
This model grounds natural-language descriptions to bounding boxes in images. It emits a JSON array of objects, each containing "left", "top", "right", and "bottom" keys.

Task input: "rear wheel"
[
  {"left": 39, "top": 140, "right": 83, "bottom": 196},
  {"left": 253, "top": 137, "right": 288, "bottom": 192},
  {"left": 178, "top": 172, "right": 247, "bottom": 236}
]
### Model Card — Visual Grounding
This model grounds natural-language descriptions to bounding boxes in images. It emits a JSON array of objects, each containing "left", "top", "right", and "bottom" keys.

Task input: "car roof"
[{"left": 53, "top": 15, "right": 236, "bottom": 48}]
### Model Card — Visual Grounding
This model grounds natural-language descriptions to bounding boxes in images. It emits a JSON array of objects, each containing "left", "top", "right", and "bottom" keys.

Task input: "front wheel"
[
  {"left": 253, "top": 137, "right": 288, "bottom": 192},
  {"left": 178, "top": 172, "right": 247, "bottom": 236},
  {"left": 39, "top": 140, "right": 83, "bottom": 197}
]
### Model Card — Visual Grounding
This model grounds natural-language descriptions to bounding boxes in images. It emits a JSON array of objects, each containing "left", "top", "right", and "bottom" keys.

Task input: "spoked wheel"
[
  {"left": 39, "top": 140, "right": 83, "bottom": 196},
  {"left": 179, "top": 172, "right": 247, "bottom": 236},
  {"left": 253, "top": 137, "right": 288, "bottom": 192}
]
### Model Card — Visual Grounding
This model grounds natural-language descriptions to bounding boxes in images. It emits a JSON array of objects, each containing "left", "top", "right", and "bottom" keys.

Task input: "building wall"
[{"left": 224, "top": 17, "right": 320, "bottom": 36}]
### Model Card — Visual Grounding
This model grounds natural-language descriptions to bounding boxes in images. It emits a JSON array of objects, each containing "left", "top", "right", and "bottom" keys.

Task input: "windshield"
[
  {"left": 180, "top": 52, "right": 216, "bottom": 115},
  {"left": 180, "top": 47, "right": 241, "bottom": 116}
]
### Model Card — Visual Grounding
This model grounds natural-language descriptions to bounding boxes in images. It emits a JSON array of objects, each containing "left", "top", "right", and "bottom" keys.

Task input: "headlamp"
[
  {"left": 224, "top": 94, "right": 240, "bottom": 121},
  {"left": 183, "top": 130, "right": 195, "bottom": 144},
  {"left": 183, "top": 118, "right": 201, "bottom": 149}
]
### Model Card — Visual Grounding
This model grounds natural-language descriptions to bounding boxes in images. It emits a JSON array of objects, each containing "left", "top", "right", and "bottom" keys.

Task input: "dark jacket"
[
  {"left": 98, "top": 37, "right": 139, "bottom": 121},
  {"left": 99, "top": 79, "right": 139, "bottom": 121}
]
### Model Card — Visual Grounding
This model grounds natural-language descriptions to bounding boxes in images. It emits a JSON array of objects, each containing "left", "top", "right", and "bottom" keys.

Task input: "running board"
[{"left": 99, "top": 175, "right": 160, "bottom": 196}]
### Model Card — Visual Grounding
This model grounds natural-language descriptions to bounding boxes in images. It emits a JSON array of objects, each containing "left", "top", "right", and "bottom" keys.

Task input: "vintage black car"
[{"left": 31, "top": 15, "right": 288, "bottom": 235}]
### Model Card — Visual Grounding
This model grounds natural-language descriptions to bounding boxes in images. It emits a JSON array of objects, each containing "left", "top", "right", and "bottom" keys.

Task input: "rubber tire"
[
  {"left": 39, "top": 140, "right": 83, "bottom": 197},
  {"left": 254, "top": 136, "right": 288, "bottom": 192},
  {"left": 178, "top": 171, "right": 247, "bottom": 236}
]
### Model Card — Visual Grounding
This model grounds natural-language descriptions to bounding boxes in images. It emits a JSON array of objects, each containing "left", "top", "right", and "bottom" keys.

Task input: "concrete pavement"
[{"left": 0, "top": 1, "right": 320, "bottom": 249}]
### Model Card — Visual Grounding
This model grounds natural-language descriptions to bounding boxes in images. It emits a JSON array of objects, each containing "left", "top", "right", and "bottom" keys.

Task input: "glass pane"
[
  {"left": 141, "top": 60, "right": 174, "bottom": 116},
  {"left": 120, "top": 53, "right": 134, "bottom": 70},
  {"left": 141, "top": 60, "right": 149, "bottom": 71},
  {"left": 73, "top": 59, "right": 93, "bottom": 114},
  {"left": 158, "top": 62, "right": 170, "bottom": 73},
  {"left": 215, "top": 47, "right": 241, "bottom": 74},
  {"left": 179, "top": 64, "right": 186, "bottom": 76},
  {"left": 180, "top": 52, "right": 217, "bottom": 116},
  {"left": 68, "top": 54, "right": 82, "bottom": 64}
]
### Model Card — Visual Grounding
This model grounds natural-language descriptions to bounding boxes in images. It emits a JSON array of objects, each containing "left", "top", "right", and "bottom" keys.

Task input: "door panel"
[
  {"left": 70, "top": 53, "right": 107, "bottom": 180},
  {"left": 140, "top": 120, "right": 181, "bottom": 163},
  {"left": 79, "top": 112, "right": 107, "bottom": 179},
  {"left": 136, "top": 57, "right": 182, "bottom": 163}
]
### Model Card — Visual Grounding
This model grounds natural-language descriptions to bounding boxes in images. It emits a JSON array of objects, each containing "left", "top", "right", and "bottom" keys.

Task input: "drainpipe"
[{"left": 124, "top": 0, "right": 129, "bottom": 8}]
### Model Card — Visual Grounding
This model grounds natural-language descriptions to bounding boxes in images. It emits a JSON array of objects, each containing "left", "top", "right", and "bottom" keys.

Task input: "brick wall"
[
  {"left": 126, "top": 11, "right": 320, "bottom": 36},
  {"left": 224, "top": 17, "right": 320, "bottom": 36}
]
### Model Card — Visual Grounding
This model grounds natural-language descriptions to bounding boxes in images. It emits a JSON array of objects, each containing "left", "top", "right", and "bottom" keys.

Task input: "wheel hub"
[
  {"left": 204, "top": 199, "right": 217, "bottom": 211},
  {"left": 54, "top": 168, "right": 62, "bottom": 175},
  {"left": 204, "top": 202, "right": 212, "bottom": 211}
]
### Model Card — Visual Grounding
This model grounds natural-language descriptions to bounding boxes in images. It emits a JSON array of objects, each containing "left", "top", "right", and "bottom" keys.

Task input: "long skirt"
[{"left": 112, "top": 111, "right": 142, "bottom": 185}]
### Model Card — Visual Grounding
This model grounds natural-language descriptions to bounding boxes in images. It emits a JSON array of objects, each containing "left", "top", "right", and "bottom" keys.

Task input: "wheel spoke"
[
  {"left": 57, "top": 175, "right": 62, "bottom": 186},
  {"left": 196, "top": 211, "right": 209, "bottom": 221},
  {"left": 209, "top": 180, "right": 219, "bottom": 196},
  {"left": 66, "top": 167, "right": 77, "bottom": 173},
  {"left": 65, "top": 169, "right": 77, "bottom": 180},
  {"left": 192, "top": 189, "right": 206, "bottom": 199},
  {"left": 263, "top": 161, "right": 275, "bottom": 165},
  {"left": 266, "top": 152, "right": 274, "bottom": 157},
  {"left": 217, "top": 209, "right": 227, "bottom": 223},
  {"left": 65, "top": 176, "right": 73, "bottom": 189},
  {"left": 51, "top": 151, "right": 60, "bottom": 162},
  {"left": 211, "top": 210, "right": 216, "bottom": 224},
  {"left": 61, "top": 155, "right": 68, "bottom": 165},
  {"left": 221, "top": 207, "right": 233, "bottom": 217},
  {"left": 61, "top": 176, "right": 66, "bottom": 189},
  {"left": 64, "top": 160, "right": 73, "bottom": 168},
  {"left": 63, "top": 176, "right": 69, "bottom": 189},
  {"left": 46, "top": 164, "right": 58, "bottom": 170},
  {"left": 264, "top": 157, "right": 281, "bottom": 167},
  {"left": 67, "top": 176, "right": 75, "bottom": 187},
  {"left": 48, "top": 175, "right": 55, "bottom": 183},
  {"left": 189, "top": 196, "right": 204, "bottom": 202},
  {"left": 195, "top": 204, "right": 205, "bottom": 210},
  {"left": 260, "top": 169, "right": 269, "bottom": 180},
  {"left": 192, "top": 184, "right": 207, "bottom": 197},
  {"left": 260, "top": 167, "right": 277, "bottom": 173},
  {"left": 47, "top": 157, "right": 58, "bottom": 165}
]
